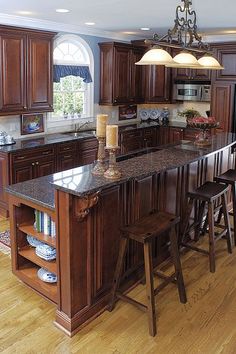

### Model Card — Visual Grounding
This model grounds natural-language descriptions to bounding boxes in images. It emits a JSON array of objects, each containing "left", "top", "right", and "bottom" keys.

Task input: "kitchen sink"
[
  {"left": 64, "top": 130, "right": 96, "bottom": 138},
  {"left": 117, "top": 147, "right": 162, "bottom": 162}
]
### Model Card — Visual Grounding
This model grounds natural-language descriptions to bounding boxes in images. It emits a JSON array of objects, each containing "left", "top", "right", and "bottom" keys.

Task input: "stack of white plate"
[
  {"left": 35, "top": 244, "right": 56, "bottom": 261},
  {"left": 37, "top": 267, "right": 57, "bottom": 283}
]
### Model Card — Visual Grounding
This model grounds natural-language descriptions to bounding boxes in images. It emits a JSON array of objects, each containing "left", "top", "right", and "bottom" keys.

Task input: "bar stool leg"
[
  {"left": 109, "top": 235, "right": 128, "bottom": 312},
  {"left": 195, "top": 201, "right": 206, "bottom": 241},
  {"left": 208, "top": 202, "right": 216, "bottom": 273},
  {"left": 232, "top": 183, "right": 236, "bottom": 246},
  {"left": 221, "top": 191, "right": 232, "bottom": 254},
  {"left": 143, "top": 241, "right": 156, "bottom": 337},
  {"left": 181, "top": 197, "right": 194, "bottom": 243},
  {"left": 169, "top": 227, "right": 187, "bottom": 304}
]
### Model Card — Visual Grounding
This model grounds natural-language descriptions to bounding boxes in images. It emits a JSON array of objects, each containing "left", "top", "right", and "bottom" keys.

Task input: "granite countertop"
[
  {"left": 6, "top": 133, "right": 236, "bottom": 210},
  {"left": 0, "top": 131, "right": 96, "bottom": 153}
]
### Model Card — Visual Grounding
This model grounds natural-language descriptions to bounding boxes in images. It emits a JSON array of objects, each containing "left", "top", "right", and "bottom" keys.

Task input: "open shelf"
[
  {"left": 18, "top": 223, "right": 56, "bottom": 247},
  {"left": 18, "top": 247, "right": 57, "bottom": 274},
  {"left": 15, "top": 265, "right": 57, "bottom": 303}
]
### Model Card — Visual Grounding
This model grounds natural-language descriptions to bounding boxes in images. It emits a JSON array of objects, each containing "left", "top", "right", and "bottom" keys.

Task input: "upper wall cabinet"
[
  {"left": 211, "top": 43, "right": 236, "bottom": 81},
  {"left": 99, "top": 42, "right": 145, "bottom": 105},
  {"left": 145, "top": 64, "right": 170, "bottom": 103},
  {"left": 0, "top": 26, "right": 56, "bottom": 116}
]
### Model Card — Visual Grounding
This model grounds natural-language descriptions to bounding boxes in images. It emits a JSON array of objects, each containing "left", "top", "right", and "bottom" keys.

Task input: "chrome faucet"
[{"left": 75, "top": 121, "right": 90, "bottom": 132}]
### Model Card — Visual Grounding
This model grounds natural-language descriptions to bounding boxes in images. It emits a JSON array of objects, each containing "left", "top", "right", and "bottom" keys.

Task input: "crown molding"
[{"left": 0, "top": 13, "right": 142, "bottom": 41}]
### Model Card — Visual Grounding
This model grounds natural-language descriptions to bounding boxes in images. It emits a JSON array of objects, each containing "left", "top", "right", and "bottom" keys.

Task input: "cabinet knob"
[
  {"left": 35, "top": 161, "right": 39, "bottom": 165},
  {"left": 32, "top": 162, "right": 35, "bottom": 166}
]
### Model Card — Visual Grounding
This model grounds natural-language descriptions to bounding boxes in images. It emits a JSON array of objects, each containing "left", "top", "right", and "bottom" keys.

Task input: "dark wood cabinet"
[
  {"left": 78, "top": 137, "right": 98, "bottom": 166},
  {"left": 145, "top": 64, "right": 170, "bottom": 103},
  {"left": 0, "top": 32, "right": 27, "bottom": 113},
  {"left": 168, "top": 127, "right": 184, "bottom": 143},
  {"left": 211, "top": 82, "right": 235, "bottom": 132},
  {"left": 57, "top": 141, "right": 78, "bottom": 172},
  {"left": 99, "top": 42, "right": 146, "bottom": 105},
  {"left": 11, "top": 146, "right": 56, "bottom": 184},
  {"left": 27, "top": 33, "right": 54, "bottom": 112},
  {"left": 0, "top": 25, "right": 55, "bottom": 116},
  {"left": 211, "top": 43, "right": 236, "bottom": 81},
  {"left": 120, "top": 129, "right": 143, "bottom": 154}
]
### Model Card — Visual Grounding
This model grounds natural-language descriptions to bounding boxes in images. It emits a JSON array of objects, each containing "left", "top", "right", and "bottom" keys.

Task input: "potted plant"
[{"left": 177, "top": 108, "right": 201, "bottom": 122}]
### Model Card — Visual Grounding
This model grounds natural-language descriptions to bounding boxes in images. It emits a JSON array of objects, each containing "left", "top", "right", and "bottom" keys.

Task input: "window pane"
[
  {"left": 64, "top": 92, "right": 75, "bottom": 114},
  {"left": 53, "top": 82, "right": 61, "bottom": 91},
  {"left": 73, "top": 76, "right": 83, "bottom": 90},
  {"left": 61, "top": 76, "right": 73, "bottom": 91},
  {"left": 75, "top": 92, "right": 84, "bottom": 114},
  {"left": 54, "top": 92, "right": 64, "bottom": 115}
]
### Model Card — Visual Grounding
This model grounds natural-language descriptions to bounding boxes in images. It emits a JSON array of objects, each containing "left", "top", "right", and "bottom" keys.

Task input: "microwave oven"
[{"left": 173, "top": 81, "right": 211, "bottom": 102}]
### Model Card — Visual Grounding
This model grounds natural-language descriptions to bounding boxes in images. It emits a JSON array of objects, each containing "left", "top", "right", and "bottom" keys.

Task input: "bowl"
[{"left": 37, "top": 267, "right": 57, "bottom": 283}]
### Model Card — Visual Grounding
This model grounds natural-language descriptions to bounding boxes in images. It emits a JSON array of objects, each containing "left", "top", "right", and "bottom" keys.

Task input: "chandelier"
[{"left": 136, "top": 0, "right": 224, "bottom": 70}]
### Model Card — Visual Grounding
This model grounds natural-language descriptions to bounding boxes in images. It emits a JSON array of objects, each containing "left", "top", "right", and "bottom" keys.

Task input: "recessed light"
[
  {"left": 56, "top": 9, "right": 70, "bottom": 13},
  {"left": 140, "top": 27, "right": 150, "bottom": 31},
  {"left": 85, "top": 22, "right": 95, "bottom": 26},
  {"left": 17, "top": 11, "right": 33, "bottom": 15}
]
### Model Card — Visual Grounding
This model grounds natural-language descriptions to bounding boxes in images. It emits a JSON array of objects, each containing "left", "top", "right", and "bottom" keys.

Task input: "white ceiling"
[{"left": 0, "top": 0, "right": 236, "bottom": 40}]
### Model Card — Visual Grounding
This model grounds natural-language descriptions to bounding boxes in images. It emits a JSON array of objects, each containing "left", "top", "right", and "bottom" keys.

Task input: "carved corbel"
[{"left": 74, "top": 191, "right": 99, "bottom": 221}]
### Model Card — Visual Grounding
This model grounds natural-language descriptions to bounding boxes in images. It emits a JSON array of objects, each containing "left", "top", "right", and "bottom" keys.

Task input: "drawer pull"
[
  {"left": 64, "top": 155, "right": 72, "bottom": 158},
  {"left": 63, "top": 147, "right": 71, "bottom": 151},
  {"left": 16, "top": 156, "right": 25, "bottom": 160},
  {"left": 42, "top": 151, "right": 51, "bottom": 155}
]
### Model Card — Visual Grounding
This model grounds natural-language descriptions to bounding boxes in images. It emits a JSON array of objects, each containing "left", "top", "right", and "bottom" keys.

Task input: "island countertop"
[{"left": 6, "top": 132, "right": 236, "bottom": 209}]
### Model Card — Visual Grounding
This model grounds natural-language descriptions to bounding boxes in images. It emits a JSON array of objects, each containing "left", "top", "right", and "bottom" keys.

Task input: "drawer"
[
  {"left": 12, "top": 146, "right": 55, "bottom": 163},
  {"left": 143, "top": 128, "right": 156, "bottom": 138},
  {"left": 58, "top": 141, "right": 77, "bottom": 153},
  {"left": 79, "top": 138, "right": 98, "bottom": 151},
  {"left": 120, "top": 130, "right": 142, "bottom": 141}
]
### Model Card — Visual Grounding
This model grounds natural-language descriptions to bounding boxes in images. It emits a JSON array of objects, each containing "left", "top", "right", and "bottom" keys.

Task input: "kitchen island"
[{"left": 6, "top": 132, "right": 236, "bottom": 336}]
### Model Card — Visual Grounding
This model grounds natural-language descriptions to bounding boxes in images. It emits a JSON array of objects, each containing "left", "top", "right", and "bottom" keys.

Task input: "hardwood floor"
[{"left": 1, "top": 216, "right": 236, "bottom": 353}]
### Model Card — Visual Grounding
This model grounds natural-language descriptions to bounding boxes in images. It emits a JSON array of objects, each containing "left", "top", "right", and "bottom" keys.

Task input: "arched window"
[{"left": 52, "top": 34, "right": 94, "bottom": 120}]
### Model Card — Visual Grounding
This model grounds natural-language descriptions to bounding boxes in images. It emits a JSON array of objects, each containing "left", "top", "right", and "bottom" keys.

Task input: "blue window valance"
[{"left": 53, "top": 64, "right": 92, "bottom": 83}]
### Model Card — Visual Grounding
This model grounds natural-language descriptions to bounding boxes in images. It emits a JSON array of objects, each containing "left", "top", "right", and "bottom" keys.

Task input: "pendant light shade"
[
  {"left": 135, "top": 46, "right": 174, "bottom": 66},
  {"left": 198, "top": 54, "right": 224, "bottom": 70},
  {"left": 173, "top": 51, "right": 201, "bottom": 67}
]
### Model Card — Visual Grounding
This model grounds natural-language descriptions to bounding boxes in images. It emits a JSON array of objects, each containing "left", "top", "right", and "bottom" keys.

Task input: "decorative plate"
[
  {"left": 150, "top": 109, "right": 161, "bottom": 120},
  {"left": 37, "top": 268, "right": 57, "bottom": 283},
  {"left": 35, "top": 244, "right": 56, "bottom": 261},
  {"left": 139, "top": 109, "right": 150, "bottom": 121},
  {"left": 27, "top": 235, "right": 44, "bottom": 248}
]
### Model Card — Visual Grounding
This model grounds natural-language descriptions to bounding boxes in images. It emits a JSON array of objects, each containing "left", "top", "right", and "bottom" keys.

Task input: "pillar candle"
[
  {"left": 96, "top": 114, "right": 108, "bottom": 137},
  {"left": 106, "top": 125, "right": 118, "bottom": 148}
]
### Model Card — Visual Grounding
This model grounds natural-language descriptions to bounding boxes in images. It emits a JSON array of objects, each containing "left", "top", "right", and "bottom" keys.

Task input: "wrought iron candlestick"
[
  {"left": 104, "top": 147, "right": 121, "bottom": 180},
  {"left": 92, "top": 136, "right": 106, "bottom": 175}
]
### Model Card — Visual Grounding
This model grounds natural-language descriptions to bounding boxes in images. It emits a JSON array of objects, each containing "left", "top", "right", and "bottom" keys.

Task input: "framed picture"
[
  {"left": 21, "top": 113, "right": 44, "bottom": 135},
  {"left": 119, "top": 105, "right": 137, "bottom": 121}
]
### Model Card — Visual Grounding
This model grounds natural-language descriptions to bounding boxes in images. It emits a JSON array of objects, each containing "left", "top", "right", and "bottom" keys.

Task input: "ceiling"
[{"left": 1, "top": 0, "right": 236, "bottom": 40}]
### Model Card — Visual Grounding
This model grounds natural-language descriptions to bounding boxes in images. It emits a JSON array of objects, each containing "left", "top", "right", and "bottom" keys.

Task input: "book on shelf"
[{"left": 34, "top": 210, "right": 56, "bottom": 238}]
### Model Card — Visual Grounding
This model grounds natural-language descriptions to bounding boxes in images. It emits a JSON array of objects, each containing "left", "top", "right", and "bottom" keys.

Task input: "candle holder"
[
  {"left": 104, "top": 147, "right": 121, "bottom": 180},
  {"left": 91, "top": 136, "right": 107, "bottom": 175}
]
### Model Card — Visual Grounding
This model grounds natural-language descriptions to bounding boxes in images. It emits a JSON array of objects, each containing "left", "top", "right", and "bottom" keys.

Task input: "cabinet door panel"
[
  {"left": 169, "top": 128, "right": 184, "bottom": 143},
  {"left": 113, "top": 46, "right": 130, "bottom": 104},
  {"left": 215, "top": 49, "right": 236, "bottom": 81},
  {"left": 57, "top": 153, "right": 77, "bottom": 172},
  {"left": 0, "top": 33, "right": 26, "bottom": 113},
  {"left": 36, "top": 158, "right": 55, "bottom": 178},
  {"left": 13, "top": 164, "right": 34, "bottom": 184},
  {"left": 211, "top": 82, "right": 234, "bottom": 132},
  {"left": 130, "top": 47, "right": 145, "bottom": 103},
  {"left": 27, "top": 35, "right": 53, "bottom": 111},
  {"left": 145, "top": 65, "right": 170, "bottom": 103},
  {"left": 80, "top": 150, "right": 97, "bottom": 166}
]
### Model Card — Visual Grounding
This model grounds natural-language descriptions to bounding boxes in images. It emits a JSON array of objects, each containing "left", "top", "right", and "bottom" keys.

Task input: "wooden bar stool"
[
  {"left": 109, "top": 211, "right": 187, "bottom": 337},
  {"left": 181, "top": 181, "right": 232, "bottom": 273},
  {"left": 214, "top": 169, "right": 236, "bottom": 246}
]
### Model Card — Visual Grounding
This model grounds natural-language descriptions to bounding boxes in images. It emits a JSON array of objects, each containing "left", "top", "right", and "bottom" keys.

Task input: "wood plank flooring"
[{"left": 1, "top": 216, "right": 236, "bottom": 353}]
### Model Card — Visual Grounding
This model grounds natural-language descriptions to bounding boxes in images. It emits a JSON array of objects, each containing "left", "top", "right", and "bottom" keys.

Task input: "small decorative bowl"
[{"left": 37, "top": 267, "right": 57, "bottom": 283}]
